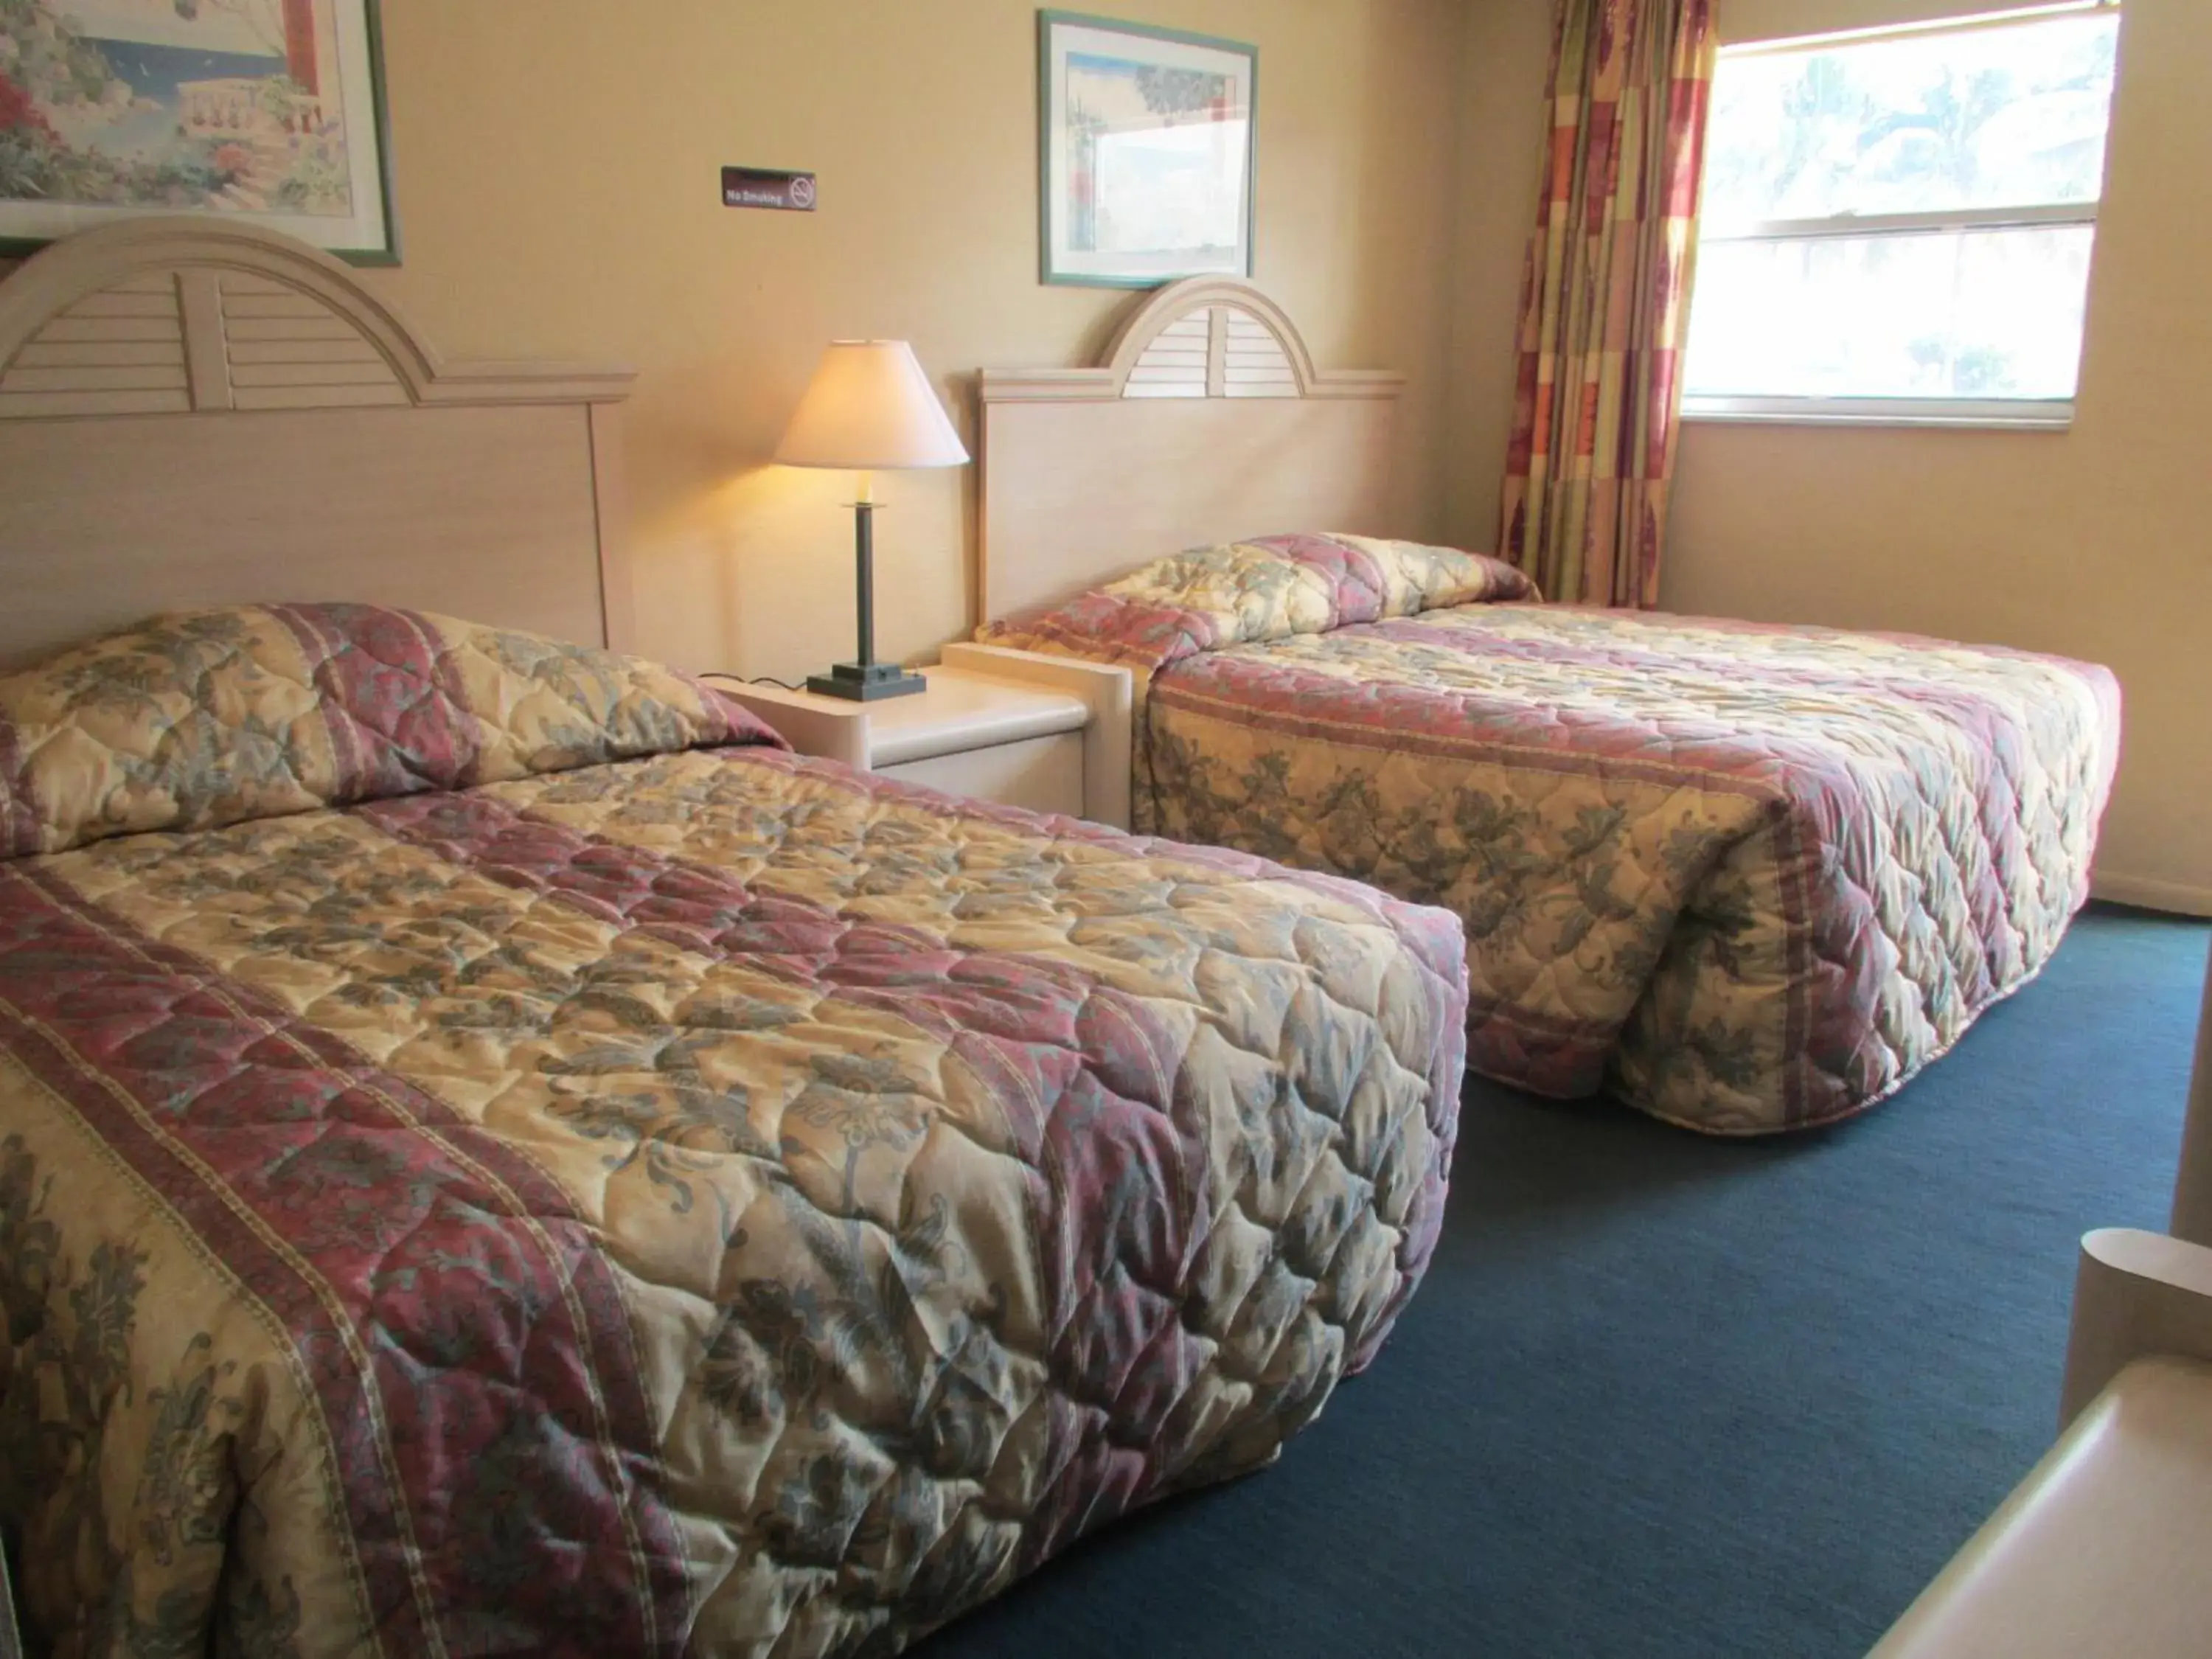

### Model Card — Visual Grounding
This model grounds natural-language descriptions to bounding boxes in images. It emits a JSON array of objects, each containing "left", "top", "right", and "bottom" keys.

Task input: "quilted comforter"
[
  {"left": 0, "top": 605, "right": 1468, "bottom": 1656},
  {"left": 979, "top": 535, "right": 2123, "bottom": 1134}
]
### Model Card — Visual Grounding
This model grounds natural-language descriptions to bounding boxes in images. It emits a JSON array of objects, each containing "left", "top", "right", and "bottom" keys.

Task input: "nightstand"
[{"left": 709, "top": 644, "right": 1133, "bottom": 830}]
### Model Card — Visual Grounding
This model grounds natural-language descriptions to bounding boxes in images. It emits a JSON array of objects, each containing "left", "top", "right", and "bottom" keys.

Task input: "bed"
[
  {"left": 967, "top": 282, "right": 2124, "bottom": 1135},
  {"left": 0, "top": 226, "right": 1470, "bottom": 1656}
]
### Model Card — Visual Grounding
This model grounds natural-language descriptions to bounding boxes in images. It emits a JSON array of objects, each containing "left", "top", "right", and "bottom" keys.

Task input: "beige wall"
[
  {"left": 1445, "top": 0, "right": 1554, "bottom": 552},
  {"left": 1446, "top": 0, "right": 2212, "bottom": 912},
  {"left": 354, "top": 0, "right": 1465, "bottom": 686}
]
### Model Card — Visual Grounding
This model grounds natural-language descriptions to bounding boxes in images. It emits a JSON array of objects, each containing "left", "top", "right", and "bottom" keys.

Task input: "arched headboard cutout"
[
  {"left": 975, "top": 277, "right": 1407, "bottom": 620},
  {"left": 984, "top": 276, "right": 1404, "bottom": 408},
  {"left": 1107, "top": 278, "right": 1319, "bottom": 400},
  {"left": 0, "top": 220, "right": 639, "bottom": 669},
  {"left": 0, "top": 218, "right": 629, "bottom": 420}
]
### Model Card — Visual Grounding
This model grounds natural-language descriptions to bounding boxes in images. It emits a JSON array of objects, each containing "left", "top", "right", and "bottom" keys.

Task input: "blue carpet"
[{"left": 925, "top": 904, "right": 2210, "bottom": 1659}]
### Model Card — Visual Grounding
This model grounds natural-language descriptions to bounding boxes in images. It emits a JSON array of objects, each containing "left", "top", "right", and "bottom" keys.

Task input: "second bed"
[{"left": 979, "top": 532, "right": 2121, "bottom": 1135}]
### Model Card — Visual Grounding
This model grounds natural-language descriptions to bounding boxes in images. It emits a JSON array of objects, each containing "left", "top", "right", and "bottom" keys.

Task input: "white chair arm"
[
  {"left": 2060, "top": 1227, "right": 2212, "bottom": 1428},
  {"left": 1871, "top": 1355, "right": 2212, "bottom": 1659}
]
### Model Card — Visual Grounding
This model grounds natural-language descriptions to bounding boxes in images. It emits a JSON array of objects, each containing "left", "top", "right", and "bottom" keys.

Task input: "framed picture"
[
  {"left": 0, "top": 0, "right": 397, "bottom": 263},
  {"left": 1037, "top": 10, "right": 1255, "bottom": 288}
]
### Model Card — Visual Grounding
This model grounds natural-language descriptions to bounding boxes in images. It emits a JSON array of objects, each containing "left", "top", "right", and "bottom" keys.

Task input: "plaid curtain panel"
[{"left": 1499, "top": 0, "right": 1719, "bottom": 608}]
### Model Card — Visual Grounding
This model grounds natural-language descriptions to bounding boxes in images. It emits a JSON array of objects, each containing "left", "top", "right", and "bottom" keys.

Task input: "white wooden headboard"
[
  {"left": 0, "top": 218, "right": 636, "bottom": 671},
  {"left": 977, "top": 276, "right": 1406, "bottom": 622}
]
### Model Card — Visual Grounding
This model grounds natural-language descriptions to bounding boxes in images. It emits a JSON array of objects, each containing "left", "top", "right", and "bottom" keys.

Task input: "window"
[{"left": 1682, "top": 3, "right": 2122, "bottom": 426}]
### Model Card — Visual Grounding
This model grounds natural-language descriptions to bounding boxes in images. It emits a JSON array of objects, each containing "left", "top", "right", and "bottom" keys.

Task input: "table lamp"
[{"left": 774, "top": 339, "right": 970, "bottom": 700}]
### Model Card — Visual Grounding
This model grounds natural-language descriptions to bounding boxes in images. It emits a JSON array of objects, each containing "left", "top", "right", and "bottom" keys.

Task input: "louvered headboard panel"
[
  {"left": 0, "top": 264, "right": 435, "bottom": 417},
  {"left": 976, "top": 277, "right": 1406, "bottom": 622},
  {"left": 0, "top": 268, "right": 195, "bottom": 416},
  {"left": 0, "top": 218, "right": 639, "bottom": 670},
  {"left": 213, "top": 271, "right": 411, "bottom": 410},
  {"left": 1122, "top": 297, "right": 1300, "bottom": 400}
]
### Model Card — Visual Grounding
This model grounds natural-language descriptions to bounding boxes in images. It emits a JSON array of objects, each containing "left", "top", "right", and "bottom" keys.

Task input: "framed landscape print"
[
  {"left": 1038, "top": 10, "right": 1255, "bottom": 288},
  {"left": 0, "top": 0, "right": 397, "bottom": 262}
]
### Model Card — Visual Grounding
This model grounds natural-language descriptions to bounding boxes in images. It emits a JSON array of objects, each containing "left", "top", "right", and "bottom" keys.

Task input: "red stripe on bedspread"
[
  {"left": 362, "top": 773, "right": 1461, "bottom": 1563},
  {"left": 1262, "top": 532, "right": 1397, "bottom": 622},
  {"left": 0, "top": 863, "right": 692, "bottom": 1656},
  {"left": 270, "top": 603, "right": 487, "bottom": 801}
]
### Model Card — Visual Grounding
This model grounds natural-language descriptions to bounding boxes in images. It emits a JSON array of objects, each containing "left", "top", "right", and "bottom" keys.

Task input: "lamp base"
[{"left": 807, "top": 661, "right": 926, "bottom": 701}]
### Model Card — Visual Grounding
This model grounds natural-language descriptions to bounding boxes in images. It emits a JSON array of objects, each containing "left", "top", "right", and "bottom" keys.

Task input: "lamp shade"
[{"left": 773, "top": 340, "right": 970, "bottom": 472}]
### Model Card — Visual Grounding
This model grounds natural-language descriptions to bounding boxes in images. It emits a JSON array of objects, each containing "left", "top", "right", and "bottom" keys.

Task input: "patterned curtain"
[{"left": 1498, "top": 0, "right": 1719, "bottom": 608}]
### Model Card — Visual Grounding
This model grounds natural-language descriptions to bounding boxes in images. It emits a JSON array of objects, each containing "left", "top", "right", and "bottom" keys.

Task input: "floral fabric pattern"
[
  {"left": 980, "top": 553, "right": 2121, "bottom": 1133},
  {"left": 979, "top": 532, "right": 1542, "bottom": 841},
  {"left": 0, "top": 738, "right": 1468, "bottom": 1655},
  {"left": 0, "top": 603, "right": 784, "bottom": 858},
  {"left": 980, "top": 532, "right": 1540, "bottom": 676}
]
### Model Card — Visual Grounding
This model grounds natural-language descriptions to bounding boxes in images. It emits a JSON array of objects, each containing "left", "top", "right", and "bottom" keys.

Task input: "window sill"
[{"left": 1682, "top": 399, "right": 2074, "bottom": 432}]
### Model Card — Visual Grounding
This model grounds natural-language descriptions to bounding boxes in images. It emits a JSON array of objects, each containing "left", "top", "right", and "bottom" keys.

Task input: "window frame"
[{"left": 1682, "top": 1, "right": 2120, "bottom": 431}]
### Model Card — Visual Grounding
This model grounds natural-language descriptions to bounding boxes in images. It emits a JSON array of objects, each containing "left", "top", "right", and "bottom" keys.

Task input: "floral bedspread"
[
  {"left": 980, "top": 535, "right": 2123, "bottom": 1133},
  {"left": 0, "top": 605, "right": 1468, "bottom": 1655}
]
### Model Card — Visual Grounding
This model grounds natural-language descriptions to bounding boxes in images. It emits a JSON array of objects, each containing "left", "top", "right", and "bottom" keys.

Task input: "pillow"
[
  {"left": 0, "top": 604, "right": 786, "bottom": 859},
  {"left": 975, "top": 532, "right": 1540, "bottom": 675}
]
